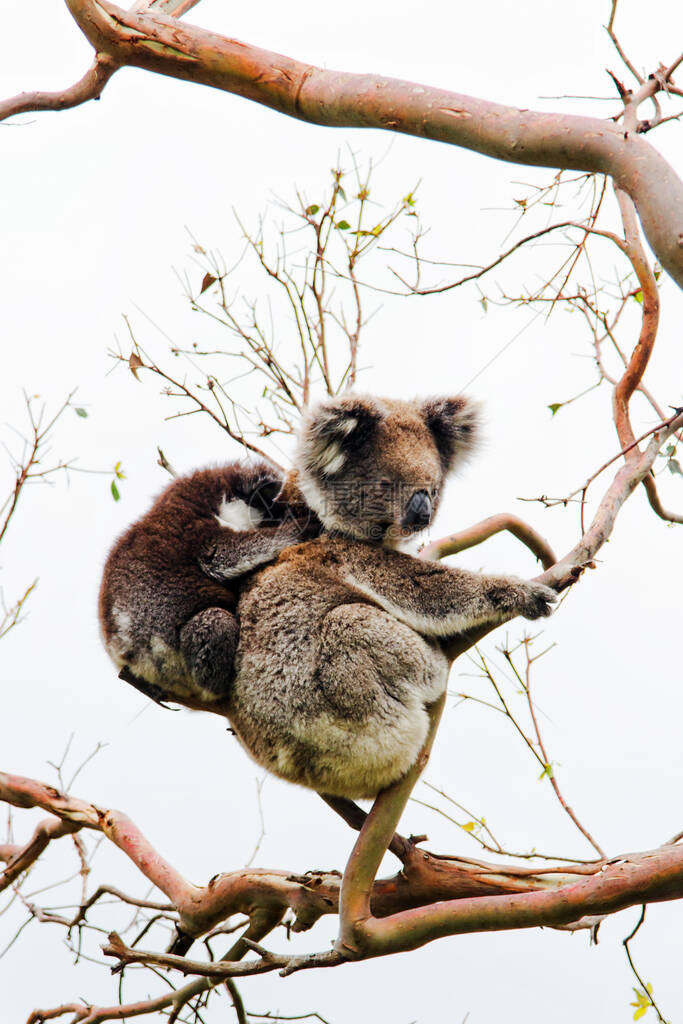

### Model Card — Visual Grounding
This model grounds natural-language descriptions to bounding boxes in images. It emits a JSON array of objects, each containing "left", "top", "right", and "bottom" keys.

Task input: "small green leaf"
[
  {"left": 480, "top": 297, "right": 488, "bottom": 313},
  {"left": 336, "top": 220, "right": 351, "bottom": 231},
  {"left": 548, "top": 403, "right": 563, "bottom": 416},
  {"left": 633, "top": 290, "right": 644, "bottom": 304},
  {"left": 337, "top": 185, "right": 347, "bottom": 202},
  {"left": 74, "top": 407, "right": 88, "bottom": 418},
  {"left": 114, "top": 461, "right": 126, "bottom": 480},
  {"left": 461, "top": 821, "right": 476, "bottom": 833},
  {"left": 667, "top": 458, "right": 683, "bottom": 477},
  {"left": 110, "top": 480, "right": 121, "bottom": 502},
  {"left": 539, "top": 763, "right": 554, "bottom": 780},
  {"left": 305, "top": 204, "right": 320, "bottom": 216}
]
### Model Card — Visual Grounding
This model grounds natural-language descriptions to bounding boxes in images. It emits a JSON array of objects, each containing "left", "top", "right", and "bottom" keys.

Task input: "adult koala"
[{"left": 229, "top": 395, "right": 556, "bottom": 800}]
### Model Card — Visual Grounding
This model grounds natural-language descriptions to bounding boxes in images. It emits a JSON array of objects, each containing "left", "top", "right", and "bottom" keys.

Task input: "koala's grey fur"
[
  {"left": 98, "top": 462, "right": 318, "bottom": 708},
  {"left": 227, "top": 395, "right": 556, "bottom": 799}
]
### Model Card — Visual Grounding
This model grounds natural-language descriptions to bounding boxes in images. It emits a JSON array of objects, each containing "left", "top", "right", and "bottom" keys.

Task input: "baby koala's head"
[{"left": 296, "top": 394, "right": 480, "bottom": 545}]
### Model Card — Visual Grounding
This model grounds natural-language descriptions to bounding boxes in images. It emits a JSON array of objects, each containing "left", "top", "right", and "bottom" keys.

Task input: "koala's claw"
[{"left": 517, "top": 581, "right": 558, "bottom": 620}]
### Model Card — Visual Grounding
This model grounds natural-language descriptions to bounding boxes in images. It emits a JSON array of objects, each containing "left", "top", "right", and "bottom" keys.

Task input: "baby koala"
[
  {"left": 229, "top": 395, "right": 558, "bottom": 799},
  {"left": 99, "top": 461, "right": 318, "bottom": 709}
]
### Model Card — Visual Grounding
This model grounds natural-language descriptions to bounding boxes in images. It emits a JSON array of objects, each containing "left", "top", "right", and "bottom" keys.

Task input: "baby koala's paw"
[{"left": 515, "top": 580, "right": 558, "bottom": 620}]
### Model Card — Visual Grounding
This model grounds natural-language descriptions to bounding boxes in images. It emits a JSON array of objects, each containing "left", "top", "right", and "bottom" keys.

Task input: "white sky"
[{"left": 1, "top": 1, "right": 682, "bottom": 1021}]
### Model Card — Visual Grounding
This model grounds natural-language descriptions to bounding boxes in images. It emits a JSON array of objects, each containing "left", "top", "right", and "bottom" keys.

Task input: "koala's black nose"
[{"left": 403, "top": 490, "right": 432, "bottom": 529}]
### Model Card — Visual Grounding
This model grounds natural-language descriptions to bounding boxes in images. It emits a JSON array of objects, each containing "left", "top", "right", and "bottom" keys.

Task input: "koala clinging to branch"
[
  {"left": 99, "top": 462, "right": 319, "bottom": 709},
  {"left": 229, "top": 394, "right": 557, "bottom": 800}
]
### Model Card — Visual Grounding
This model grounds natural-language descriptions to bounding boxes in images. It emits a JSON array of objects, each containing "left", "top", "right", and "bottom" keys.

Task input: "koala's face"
[{"left": 296, "top": 394, "right": 480, "bottom": 544}]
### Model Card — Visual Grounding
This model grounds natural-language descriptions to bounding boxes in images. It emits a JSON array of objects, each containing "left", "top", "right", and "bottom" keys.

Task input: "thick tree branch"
[
  {"left": 337, "top": 696, "right": 446, "bottom": 957},
  {"left": 44, "top": 0, "right": 683, "bottom": 288},
  {"left": 1, "top": 769, "right": 591, "bottom": 944},
  {"left": 5, "top": 768, "right": 683, "bottom": 994},
  {"left": 361, "top": 844, "right": 683, "bottom": 956}
]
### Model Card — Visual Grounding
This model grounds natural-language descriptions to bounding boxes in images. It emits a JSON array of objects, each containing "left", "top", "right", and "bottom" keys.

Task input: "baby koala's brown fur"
[
  {"left": 99, "top": 462, "right": 318, "bottom": 708},
  {"left": 227, "top": 394, "right": 556, "bottom": 799}
]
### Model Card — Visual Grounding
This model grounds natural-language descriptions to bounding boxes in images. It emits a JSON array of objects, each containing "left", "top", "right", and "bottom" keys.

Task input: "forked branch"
[{"left": 2, "top": 0, "right": 682, "bottom": 283}]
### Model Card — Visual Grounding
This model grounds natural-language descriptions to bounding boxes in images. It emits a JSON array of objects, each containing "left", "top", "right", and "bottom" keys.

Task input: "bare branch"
[
  {"left": 421, "top": 514, "right": 556, "bottom": 569},
  {"left": 623, "top": 907, "right": 671, "bottom": 1024},
  {"left": 0, "top": 55, "right": 118, "bottom": 124},
  {"left": 513, "top": 639, "right": 606, "bottom": 859},
  {"left": 606, "top": 1, "right": 644, "bottom": 86}
]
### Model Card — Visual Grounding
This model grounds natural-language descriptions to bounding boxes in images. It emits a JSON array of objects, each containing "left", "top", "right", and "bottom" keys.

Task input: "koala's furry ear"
[
  {"left": 421, "top": 396, "right": 481, "bottom": 472},
  {"left": 299, "top": 395, "right": 382, "bottom": 477}
]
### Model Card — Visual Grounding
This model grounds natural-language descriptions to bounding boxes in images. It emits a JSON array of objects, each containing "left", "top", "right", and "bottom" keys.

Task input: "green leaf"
[
  {"left": 74, "top": 407, "right": 88, "bottom": 418},
  {"left": 336, "top": 220, "right": 351, "bottom": 231},
  {"left": 461, "top": 821, "right": 476, "bottom": 832},
  {"left": 667, "top": 458, "right": 683, "bottom": 477},
  {"left": 539, "top": 763, "right": 554, "bottom": 780},
  {"left": 110, "top": 480, "right": 121, "bottom": 502},
  {"left": 114, "top": 461, "right": 126, "bottom": 480},
  {"left": 633, "top": 290, "right": 644, "bottom": 304},
  {"left": 305, "top": 204, "right": 320, "bottom": 216},
  {"left": 337, "top": 185, "right": 347, "bottom": 202},
  {"left": 548, "top": 403, "right": 563, "bottom": 416}
]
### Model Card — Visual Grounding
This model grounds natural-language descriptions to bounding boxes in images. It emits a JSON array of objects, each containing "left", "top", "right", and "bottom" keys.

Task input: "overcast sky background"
[{"left": 2, "top": 1, "right": 683, "bottom": 1021}]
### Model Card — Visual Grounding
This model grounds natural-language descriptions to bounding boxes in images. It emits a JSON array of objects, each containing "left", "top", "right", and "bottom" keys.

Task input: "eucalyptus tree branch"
[
  {"left": 0, "top": 55, "right": 118, "bottom": 123},
  {"left": 5, "top": 767, "right": 683, "bottom": 1014},
  {"left": 0, "top": 1, "right": 198, "bottom": 125},
  {"left": 0, "top": 817, "right": 80, "bottom": 893},
  {"left": 355, "top": 841, "right": 683, "bottom": 958},
  {"left": 421, "top": 514, "right": 556, "bottom": 569},
  {"left": 9, "top": 0, "right": 676, "bottom": 287}
]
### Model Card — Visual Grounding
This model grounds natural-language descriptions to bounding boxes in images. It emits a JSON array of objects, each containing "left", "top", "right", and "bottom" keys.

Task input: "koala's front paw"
[{"left": 515, "top": 580, "right": 558, "bottom": 620}]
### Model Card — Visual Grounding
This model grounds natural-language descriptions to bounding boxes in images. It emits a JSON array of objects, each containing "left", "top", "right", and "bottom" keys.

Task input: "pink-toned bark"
[
  {"left": 63, "top": 0, "right": 683, "bottom": 287},
  {"left": 3, "top": 0, "right": 683, "bottom": 1001},
  {"left": 0, "top": 55, "right": 118, "bottom": 122},
  {"left": 0, "top": 817, "right": 79, "bottom": 892},
  {"left": 421, "top": 514, "right": 556, "bottom": 570},
  {"left": 3, "top": 768, "right": 682, "bottom": 981},
  {"left": 1, "top": 1, "right": 681, "bottom": 285}
]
